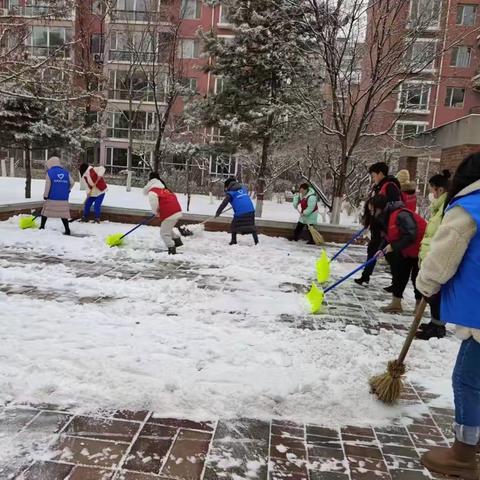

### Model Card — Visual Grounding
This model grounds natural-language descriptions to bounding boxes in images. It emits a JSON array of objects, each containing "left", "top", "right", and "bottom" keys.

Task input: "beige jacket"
[
  {"left": 43, "top": 157, "right": 75, "bottom": 198},
  {"left": 82, "top": 165, "right": 107, "bottom": 197},
  {"left": 417, "top": 179, "right": 480, "bottom": 342}
]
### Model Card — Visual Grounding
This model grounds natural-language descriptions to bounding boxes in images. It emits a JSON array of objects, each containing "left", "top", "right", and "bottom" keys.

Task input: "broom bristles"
[
  {"left": 308, "top": 226, "right": 324, "bottom": 245},
  {"left": 369, "top": 360, "right": 406, "bottom": 404}
]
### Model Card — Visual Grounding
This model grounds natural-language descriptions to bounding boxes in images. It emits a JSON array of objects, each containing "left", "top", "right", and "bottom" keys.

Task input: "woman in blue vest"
[
  {"left": 417, "top": 153, "right": 480, "bottom": 480},
  {"left": 215, "top": 177, "right": 258, "bottom": 245},
  {"left": 40, "top": 157, "right": 75, "bottom": 235}
]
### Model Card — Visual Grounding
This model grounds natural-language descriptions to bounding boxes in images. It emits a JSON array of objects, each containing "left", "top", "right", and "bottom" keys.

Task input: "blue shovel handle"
[
  {"left": 324, "top": 253, "right": 383, "bottom": 294},
  {"left": 120, "top": 214, "right": 156, "bottom": 240},
  {"left": 331, "top": 227, "right": 367, "bottom": 262}
]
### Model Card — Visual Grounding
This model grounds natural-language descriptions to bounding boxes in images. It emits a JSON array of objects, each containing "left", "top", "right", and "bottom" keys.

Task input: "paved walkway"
[
  {"left": 2, "top": 401, "right": 454, "bottom": 480},
  {"left": 0, "top": 243, "right": 458, "bottom": 480}
]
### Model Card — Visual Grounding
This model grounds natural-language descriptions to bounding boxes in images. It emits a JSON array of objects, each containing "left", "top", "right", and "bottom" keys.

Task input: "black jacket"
[{"left": 373, "top": 176, "right": 401, "bottom": 203}]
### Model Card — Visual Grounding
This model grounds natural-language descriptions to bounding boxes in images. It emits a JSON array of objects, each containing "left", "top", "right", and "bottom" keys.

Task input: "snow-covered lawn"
[
  {"left": 0, "top": 177, "right": 360, "bottom": 225},
  {"left": 0, "top": 215, "right": 458, "bottom": 428}
]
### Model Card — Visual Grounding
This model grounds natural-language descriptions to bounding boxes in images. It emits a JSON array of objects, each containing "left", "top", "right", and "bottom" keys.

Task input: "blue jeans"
[
  {"left": 453, "top": 337, "right": 480, "bottom": 445},
  {"left": 83, "top": 193, "right": 105, "bottom": 220}
]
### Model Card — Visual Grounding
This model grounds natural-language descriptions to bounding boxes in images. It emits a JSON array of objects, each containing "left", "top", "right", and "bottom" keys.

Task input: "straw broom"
[
  {"left": 370, "top": 298, "right": 427, "bottom": 404},
  {"left": 308, "top": 225, "right": 324, "bottom": 245}
]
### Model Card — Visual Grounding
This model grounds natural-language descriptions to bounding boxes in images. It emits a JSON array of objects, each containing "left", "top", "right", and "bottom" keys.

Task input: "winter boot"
[
  {"left": 384, "top": 285, "right": 394, "bottom": 293},
  {"left": 252, "top": 232, "right": 259, "bottom": 245},
  {"left": 79, "top": 217, "right": 89, "bottom": 223},
  {"left": 416, "top": 322, "right": 446, "bottom": 340},
  {"left": 229, "top": 233, "right": 237, "bottom": 246},
  {"left": 421, "top": 440, "right": 479, "bottom": 480},
  {"left": 168, "top": 246, "right": 177, "bottom": 255},
  {"left": 174, "top": 237, "right": 183, "bottom": 248},
  {"left": 354, "top": 277, "right": 369, "bottom": 287},
  {"left": 381, "top": 296, "right": 403, "bottom": 314},
  {"left": 93, "top": 219, "right": 101, "bottom": 224}
]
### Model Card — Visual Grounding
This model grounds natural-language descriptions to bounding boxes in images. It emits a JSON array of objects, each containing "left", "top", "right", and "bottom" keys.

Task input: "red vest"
[
  {"left": 150, "top": 187, "right": 182, "bottom": 221},
  {"left": 402, "top": 192, "right": 417, "bottom": 213},
  {"left": 387, "top": 208, "right": 427, "bottom": 258},
  {"left": 300, "top": 194, "right": 318, "bottom": 213},
  {"left": 379, "top": 180, "right": 400, "bottom": 198},
  {"left": 85, "top": 167, "right": 107, "bottom": 192}
]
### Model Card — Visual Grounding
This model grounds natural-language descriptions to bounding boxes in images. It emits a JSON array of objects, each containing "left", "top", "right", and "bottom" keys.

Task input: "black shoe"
[
  {"left": 79, "top": 217, "right": 89, "bottom": 223},
  {"left": 229, "top": 241, "right": 237, "bottom": 246},
  {"left": 384, "top": 285, "right": 394, "bottom": 293},
  {"left": 93, "top": 219, "right": 100, "bottom": 224},
  {"left": 354, "top": 277, "right": 369, "bottom": 286},
  {"left": 416, "top": 323, "right": 446, "bottom": 340},
  {"left": 174, "top": 237, "right": 183, "bottom": 248},
  {"left": 64, "top": 230, "right": 71, "bottom": 236},
  {"left": 168, "top": 246, "right": 177, "bottom": 255}
]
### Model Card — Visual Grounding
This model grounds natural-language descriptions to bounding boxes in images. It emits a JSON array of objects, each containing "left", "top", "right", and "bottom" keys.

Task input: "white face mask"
[{"left": 428, "top": 192, "right": 435, "bottom": 202}]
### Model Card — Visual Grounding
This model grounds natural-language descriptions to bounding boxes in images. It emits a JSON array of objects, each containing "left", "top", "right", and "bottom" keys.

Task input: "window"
[
  {"left": 410, "top": 0, "right": 441, "bottom": 29},
  {"left": 457, "top": 4, "right": 477, "bottom": 26},
  {"left": 108, "top": 70, "right": 165, "bottom": 102},
  {"left": 31, "top": 148, "right": 48, "bottom": 167},
  {"left": 109, "top": 31, "right": 154, "bottom": 62},
  {"left": 91, "top": 0, "right": 105, "bottom": 14},
  {"left": 90, "top": 34, "right": 104, "bottom": 54},
  {"left": 395, "top": 122, "right": 427, "bottom": 141},
  {"left": 180, "top": 77, "right": 197, "bottom": 95},
  {"left": 450, "top": 46, "right": 472, "bottom": 67},
  {"left": 408, "top": 40, "right": 436, "bottom": 71},
  {"left": 399, "top": 83, "right": 431, "bottom": 112},
  {"left": 30, "top": 26, "right": 72, "bottom": 57},
  {"left": 445, "top": 87, "right": 465, "bottom": 107},
  {"left": 179, "top": 39, "right": 200, "bottom": 58},
  {"left": 105, "top": 147, "right": 150, "bottom": 174},
  {"left": 214, "top": 76, "right": 224, "bottom": 94},
  {"left": 8, "top": 0, "right": 68, "bottom": 17},
  {"left": 209, "top": 154, "right": 237, "bottom": 176},
  {"left": 112, "top": 0, "right": 156, "bottom": 21},
  {"left": 219, "top": 3, "right": 232, "bottom": 24},
  {"left": 107, "top": 111, "right": 157, "bottom": 139},
  {"left": 180, "top": 0, "right": 201, "bottom": 19}
]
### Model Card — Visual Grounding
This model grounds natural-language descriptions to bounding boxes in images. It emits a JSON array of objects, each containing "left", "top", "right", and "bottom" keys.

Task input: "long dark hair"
[
  {"left": 429, "top": 169, "right": 451, "bottom": 190},
  {"left": 444, "top": 153, "right": 480, "bottom": 212}
]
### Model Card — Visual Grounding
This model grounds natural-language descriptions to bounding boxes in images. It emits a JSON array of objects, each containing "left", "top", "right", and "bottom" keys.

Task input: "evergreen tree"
[{"left": 191, "top": 0, "right": 310, "bottom": 217}]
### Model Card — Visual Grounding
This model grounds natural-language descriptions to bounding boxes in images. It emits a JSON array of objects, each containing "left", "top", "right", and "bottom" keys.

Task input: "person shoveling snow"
[{"left": 143, "top": 172, "right": 183, "bottom": 255}]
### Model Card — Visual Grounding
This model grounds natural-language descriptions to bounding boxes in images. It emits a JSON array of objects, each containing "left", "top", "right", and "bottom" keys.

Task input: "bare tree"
[{"left": 285, "top": 0, "right": 479, "bottom": 223}]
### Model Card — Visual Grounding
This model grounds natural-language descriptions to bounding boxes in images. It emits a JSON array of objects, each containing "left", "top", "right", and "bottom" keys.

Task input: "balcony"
[
  {"left": 110, "top": 9, "right": 159, "bottom": 23},
  {"left": 108, "top": 49, "right": 156, "bottom": 63},
  {"left": 472, "top": 72, "right": 480, "bottom": 91},
  {"left": 108, "top": 88, "right": 165, "bottom": 104},
  {"left": 1, "top": 3, "right": 72, "bottom": 19}
]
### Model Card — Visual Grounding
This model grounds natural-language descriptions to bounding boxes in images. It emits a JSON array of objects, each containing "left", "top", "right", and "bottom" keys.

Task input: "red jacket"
[
  {"left": 149, "top": 187, "right": 182, "bottom": 221},
  {"left": 387, "top": 208, "right": 427, "bottom": 258},
  {"left": 401, "top": 192, "right": 417, "bottom": 213}
]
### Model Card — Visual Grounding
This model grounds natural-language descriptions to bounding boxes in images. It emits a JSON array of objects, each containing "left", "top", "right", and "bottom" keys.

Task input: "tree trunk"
[
  {"left": 126, "top": 97, "right": 133, "bottom": 192},
  {"left": 255, "top": 118, "right": 273, "bottom": 218},
  {"left": 330, "top": 155, "right": 349, "bottom": 225},
  {"left": 25, "top": 146, "right": 31, "bottom": 199},
  {"left": 186, "top": 159, "right": 191, "bottom": 212}
]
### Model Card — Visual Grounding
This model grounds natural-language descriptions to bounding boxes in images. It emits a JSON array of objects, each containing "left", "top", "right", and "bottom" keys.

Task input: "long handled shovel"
[
  {"left": 105, "top": 214, "right": 156, "bottom": 247},
  {"left": 370, "top": 298, "right": 428, "bottom": 404},
  {"left": 316, "top": 227, "right": 367, "bottom": 283},
  {"left": 306, "top": 255, "right": 379, "bottom": 313}
]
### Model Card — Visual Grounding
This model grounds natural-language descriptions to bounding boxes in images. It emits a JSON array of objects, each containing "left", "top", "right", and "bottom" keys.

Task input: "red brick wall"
[{"left": 440, "top": 145, "right": 480, "bottom": 173}]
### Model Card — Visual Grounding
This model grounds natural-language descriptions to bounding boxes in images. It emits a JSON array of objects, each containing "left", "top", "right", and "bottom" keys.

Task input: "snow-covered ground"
[
  {"left": 0, "top": 177, "right": 360, "bottom": 225},
  {"left": 0, "top": 214, "right": 458, "bottom": 430}
]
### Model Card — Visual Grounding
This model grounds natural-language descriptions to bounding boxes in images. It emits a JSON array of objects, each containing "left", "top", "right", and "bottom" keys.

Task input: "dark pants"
[
  {"left": 231, "top": 232, "right": 259, "bottom": 245},
  {"left": 83, "top": 193, "right": 105, "bottom": 220},
  {"left": 360, "top": 233, "right": 383, "bottom": 281},
  {"left": 293, "top": 222, "right": 314, "bottom": 244},
  {"left": 388, "top": 252, "right": 421, "bottom": 300},
  {"left": 40, "top": 216, "right": 70, "bottom": 234},
  {"left": 428, "top": 293, "right": 446, "bottom": 325}
]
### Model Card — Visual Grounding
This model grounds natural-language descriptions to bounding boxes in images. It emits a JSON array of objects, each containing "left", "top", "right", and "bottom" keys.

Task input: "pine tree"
[
  {"left": 0, "top": 93, "right": 96, "bottom": 198},
  {"left": 191, "top": 0, "right": 310, "bottom": 217}
]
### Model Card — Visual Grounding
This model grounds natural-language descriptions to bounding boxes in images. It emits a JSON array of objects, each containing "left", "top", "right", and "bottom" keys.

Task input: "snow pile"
[
  {"left": 0, "top": 215, "right": 458, "bottom": 428},
  {"left": 0, "top": 176, "right": 360, "bottom": 226}
]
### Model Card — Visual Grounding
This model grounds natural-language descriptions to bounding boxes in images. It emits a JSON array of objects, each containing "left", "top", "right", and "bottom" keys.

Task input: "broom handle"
[
  {"left": 120, "top": 214, "right": 156, "bottom": 240},
  {"left": 324, "top": 256, "right": 378, "bottom": 294},
  {"left": 331, "top": 227, "right": 367, "bottom": 261},
  {"left": 199, "top": 207, "right": 233, "bottom": 225},
  {"left": 397, "top": 298, "right": 428, "bottom": 364}
]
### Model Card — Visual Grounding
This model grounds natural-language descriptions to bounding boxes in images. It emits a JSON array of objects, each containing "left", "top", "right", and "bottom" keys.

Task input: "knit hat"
[
  {"left": 396, "top": 169, "right": 410, "bottom": 185},
  {"left": 224, "top": 177, "right": 236, "bottom": 189}
]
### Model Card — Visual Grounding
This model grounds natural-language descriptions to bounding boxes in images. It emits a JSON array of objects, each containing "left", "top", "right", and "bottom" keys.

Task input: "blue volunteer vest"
[
  {"left": 228, "top": 187, "right": 255, "bottom": 217},
  {"left": 441, "top": 190, "right": 480, "bottom": 329},
  {"left": 47, "top": 166, "right": 70, "bottom": 201}
]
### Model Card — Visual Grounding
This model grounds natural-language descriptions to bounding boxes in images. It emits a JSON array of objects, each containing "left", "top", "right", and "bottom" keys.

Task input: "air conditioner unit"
[{"left": 93, "top": 53, "right": 104, "bottom": 64}]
